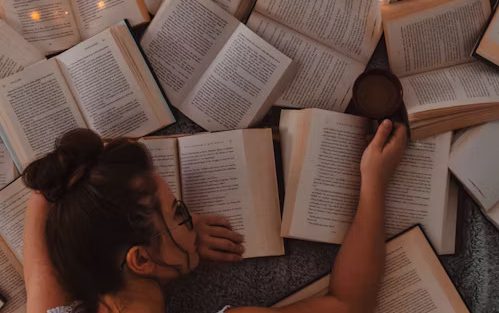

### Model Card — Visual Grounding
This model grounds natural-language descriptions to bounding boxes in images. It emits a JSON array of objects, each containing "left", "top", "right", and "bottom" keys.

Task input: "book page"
[
  {"left": 254, "top": 0, "right": 383, "bottom": 64},
  {"left": 0, "top": 19, "right": 44, "bottom": 79},
  {"left": 247, "top": 12, "right": 364, "bottom": 111},
  {"left": 178, "top": 130, "right": 283, "bottom": 258},
  {"left": 282, "top": 109, "right": 454, "bottom": 253},
  {"left": 70, "top": 0, "right": 150, "bottom": 39},
  {"left": 139, "top": 137, "right": 182, "bottom": 200},
  {"left": 384, "top": 132, "right": 453, "bottom": 255},
  {"left": 0, "top": 59, "right": 87, "bottom": 170},
  {"left": 273, "top": 228, "right": 468, "bottom": 313},
  {"left": 140, "top": 0, "right": 240, "bottom": 107},
  {"left": 282, "top": 109, "right": 369, "bottom": 243},
  {"left": 485, "top": 202, "right": 499, "bottom": 228},
  {"left": 383, "top": 0, "right": 491, "bottom": 76},
  {"left": 401, "top": 61, "right": 499, "bottom": 115},
  {"left": 449, "top": 121, "right": 499, "bottom": 210},
  {"left": 0, "top": 0, "right": 81, "bottom": 55},
  {"left": 376, "top": 227, "right": 469, "bottom": 313},
  {"left": 178, "top": 23, "right": 293, "bottom": 131},
  {"left": 476, "top": 8, "right": 499, "bottom": 70},
  {"left": 0, "top": 178, "right": 29, "bottom": 264},
  {"left": 56, "top": 27, "right": 163, "bottom": 139},
  {"left": 145, "top": 0, "right": 249, "bottom": 16},
  {"left": 0, "top": 247, "right": 25, "bottom": 313},
  {"left": 0, "top": 139, "right": 16, "bottom": 189}
]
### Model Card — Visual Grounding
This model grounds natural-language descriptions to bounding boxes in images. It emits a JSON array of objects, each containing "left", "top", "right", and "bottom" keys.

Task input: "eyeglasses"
[
  {"left": 119, "top": 199, "right": 193, "bottom": 270},
  {"left": 171, "top": 199, "right": 193, "bottom": 231}
]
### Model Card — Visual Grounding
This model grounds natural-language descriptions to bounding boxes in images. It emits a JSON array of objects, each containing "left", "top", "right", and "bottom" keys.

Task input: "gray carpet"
[{"left": 143, "top": 9, "right": 499, "bottom": 313}]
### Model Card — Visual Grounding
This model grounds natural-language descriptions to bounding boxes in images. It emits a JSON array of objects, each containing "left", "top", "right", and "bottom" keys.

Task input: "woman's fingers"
[
  {"left": 198, "top": 246, "right": 242, "bottom": 262},
  {"left": 371, "top": 119, "right": 393, "bottom": 150},
  {"left": 202, "top": 236, "right": 245, "bottom": 255},
  {"left": 202, "top": 214, "right": 232, "bottom": 229},
  {"left": 208, "top": 225, "right": 244, "bottom": 243}
]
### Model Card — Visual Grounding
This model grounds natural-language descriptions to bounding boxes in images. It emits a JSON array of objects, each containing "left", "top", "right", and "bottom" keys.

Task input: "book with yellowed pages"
[
  {"left": 473, "top": 2, "right": 499, "bottom": 68},
  {"left": 0, "top": 21, "right": 175, "bottom": 171},
  {"left": 0, "top": 19, "right": 44, "bottom": 80},
  {"left": 449, "top": 121, "right": 499, "bottom": 229},
  {"left": 140, "top": 0, "right": 296, "bottom": 132},
  {"left": 139, "top": 128, "right": 284, "bottom": 258},
  {"left": 0, "top": 178, "right": 30, "bottom": 313},
  {"left": 0, "top": 0, "right": 150, "bottom": 55},
  {"left": 272, "top": 226, "right": 470, "bottom": 313},
  {"left": 279, "top": 109, "right": 458, "bottom": 255},
  {"left": 145, "top": 0, "right": 256, "bottom": 21},
  {"left": 382, "top": 0, "right": 499, "bottom": 139},
  {"left": 246, "top": 0, "right": 383, "bottom": 112}
]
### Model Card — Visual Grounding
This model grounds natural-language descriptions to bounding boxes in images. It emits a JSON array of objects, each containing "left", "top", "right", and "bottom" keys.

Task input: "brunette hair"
[{"left": 23, "top": 128, "right": 161, "bottom": 312}]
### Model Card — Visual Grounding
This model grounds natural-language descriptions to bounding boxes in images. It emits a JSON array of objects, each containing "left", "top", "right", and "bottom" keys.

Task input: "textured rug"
[{"left": 143, "top": 13, "right": 499, "bottom": 313}]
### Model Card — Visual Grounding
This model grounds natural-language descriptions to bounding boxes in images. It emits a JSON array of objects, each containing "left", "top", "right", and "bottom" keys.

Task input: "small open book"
[
  {"left": 272, "top": 226, "right": 470, "bottom": 313},
  {"left": 140, "top": 128, "right": 284, "bottom": 258},
  {"left": 140, "top": 0, "right": 295, "bottom": 132},
  {"left": 0, "top": 21, "right": 175, "bottom": 171},
  {"left": 382, "top": 0, "right": 499, "bottom": 139},
  {"left": 0, "top": 0, "right": 150, "bottom": 55},
  {"left": 0, "top": 178, "right": 30, "bottom": 313},
  {"left": 280, "top": 109, "right": 457, "bottom": 255},
  {"left": 145, "top": 0, "right": 256, "bottom": 21},
  {"left": 449, "top": 121, "right": 499, "bottom": 229},
  {"left": 473, "top": 2, "right": 499, "bottom": 68},
  {"left": 0, "top": 19, "right": 44, "bottom": 80},
  {"left": 247, "top": 0, "right": 383, "bottom": 112}
]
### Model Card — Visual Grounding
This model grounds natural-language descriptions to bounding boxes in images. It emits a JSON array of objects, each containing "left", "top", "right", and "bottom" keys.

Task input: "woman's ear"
[{"left": 125, "top": 246, "right": 156, "bottom": 276}]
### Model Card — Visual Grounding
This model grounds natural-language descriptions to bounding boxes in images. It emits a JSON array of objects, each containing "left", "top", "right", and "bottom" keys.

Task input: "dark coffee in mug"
[{"left": 353, "top": 69, "right": 403, "bottom": 120}]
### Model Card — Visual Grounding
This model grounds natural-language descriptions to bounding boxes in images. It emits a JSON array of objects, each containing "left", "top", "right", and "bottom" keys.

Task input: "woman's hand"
[
  {"left": 360, "top": 120, "right": 408, "bottom": 190},
  {"left": 193, "top": 214, "right": 245, "bottom": 262}
]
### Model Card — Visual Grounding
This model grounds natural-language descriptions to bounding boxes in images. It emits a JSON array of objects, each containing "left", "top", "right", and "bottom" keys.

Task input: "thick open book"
[
  {"left": 449, "top": 121, "right": 499, "bottom": 229},
  {"left": 246, "top": 0, "right": 383, "bottom": 111},
  {"left": 0, "top": 0, "right": 150, "bottom": 55},
  {"left": 0, "top": 178, "right": 30, "bottom": 313},
  {"left": 280, "top": 109, "right": 457, "bottom": 255},
  {"left": 140, "top": 0, "right": 295, "bottom": 132},
  {"left": 382, "top": 0, "right": 499, "bottom": 139},
  {"left": 139, "top": 128, "right": 284, "bottom": 258},
  {"left": 0, "top": 21, "right": 175, "bottom": 171},
  {"left": 474, "top": 3, "right": 499, "bottom": 68},
  {"left": 145, "top": 0, "right": 256, "bottom": 21},
  {"left": 0, "top": 19, "right": 44, "bottom": 79},
  {"left": 272, "top": 226, "right": 470, "bottom": 313},
  {"left": 0, "top": 139, "right": 16, "bottom": 189}
]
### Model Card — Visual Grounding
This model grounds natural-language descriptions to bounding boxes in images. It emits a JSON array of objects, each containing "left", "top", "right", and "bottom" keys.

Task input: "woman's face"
[{"left": 149, "top": 174, "right": 200, "bottom": 280}]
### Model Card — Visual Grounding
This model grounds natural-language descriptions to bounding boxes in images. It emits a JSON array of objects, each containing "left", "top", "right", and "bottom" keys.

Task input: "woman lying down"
[{"left": 22, "top": 120, "right": 407, "bottom": 313}]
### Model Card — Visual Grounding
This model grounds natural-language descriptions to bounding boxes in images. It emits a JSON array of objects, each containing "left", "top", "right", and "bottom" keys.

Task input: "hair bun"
[{"left": 23, "top": 128, "right": 104, "bottom": 202}]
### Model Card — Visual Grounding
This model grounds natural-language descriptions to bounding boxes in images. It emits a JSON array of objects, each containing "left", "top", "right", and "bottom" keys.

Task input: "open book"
[
  {"left": 145, "top": 0, "right": 256, "bottom": 21},
  {"left": 0, "top": 0, "right": 150, "bottom": 55},
  {"left": 139, "top": 128, "right": 284, "bottom": 258},
  {"left": 0, "top": 19, "right": 44, "bottom": 79},
  {"left": 0, "top": 21, "right": 175, "bottom": 171},
  {"left": 0, "top": 178, "right": 30, "bottom": 313},
  {"left": 280, "top": 109, "right": 457, "bottom": 255},
  {"left": 0, "top": 140, "right": 16, "bottom": 189},
  {"left": 383, "top": 0, "right": 499, "bottom": 139},
  {"left": 272, "top": 226, "right": 470, "bottom": 313},
  {"left": 140, "top": 0, "right": 295, "bottom": 132},
  {"left": 474, "top": 3, "right": 499, "bottom": 68},
  {"left": 246, "top": 0, "right": 383, "bottom": 111},
  {"left": 449, "top": 121, "right": 499, "bottom": 229}
]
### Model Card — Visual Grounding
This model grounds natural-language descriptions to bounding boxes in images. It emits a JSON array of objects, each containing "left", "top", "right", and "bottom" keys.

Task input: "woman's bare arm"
[
  {"left": 232, "top": 121, "right": 407, "bottom": 313},
  {"left": 24, "top": 192, "right": 71, "bottom": 313}
]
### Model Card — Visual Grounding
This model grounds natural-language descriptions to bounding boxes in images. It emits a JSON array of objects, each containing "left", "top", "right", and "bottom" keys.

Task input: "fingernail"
[{"left": 383, "top": 119, "right": 391, "bottom": 126}]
